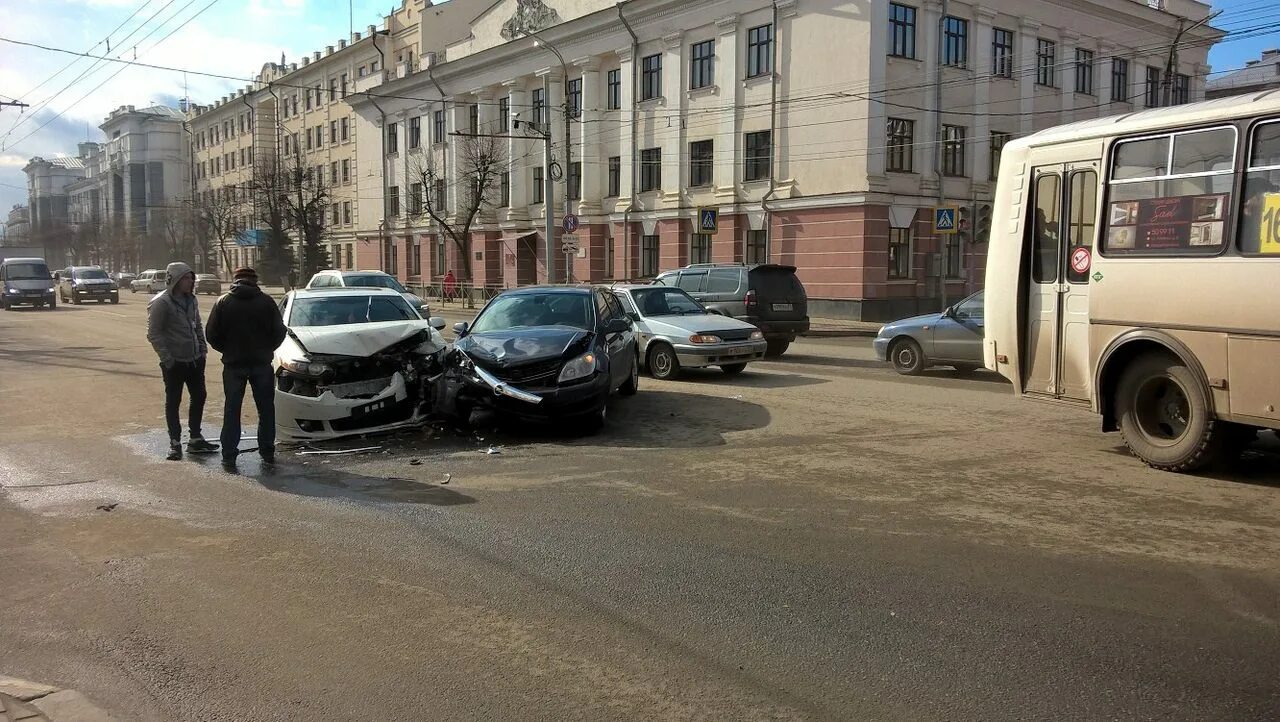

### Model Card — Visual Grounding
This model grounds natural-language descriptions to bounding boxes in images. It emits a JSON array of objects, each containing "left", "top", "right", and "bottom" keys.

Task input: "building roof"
[
  {"left": 1206, "top": 49, "right": 1280, "bottom": 93},
  {"left": 32, "top": 156, "right": 86, "bottom": 169}
]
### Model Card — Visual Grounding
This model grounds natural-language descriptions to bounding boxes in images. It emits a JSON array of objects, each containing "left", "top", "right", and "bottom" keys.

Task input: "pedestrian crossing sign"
[
  {"left": 934, "top": 206, "right": 959, "bottom": 234},
  {"left": 698, "top": 207, "right": 719, "bottom": 233}
]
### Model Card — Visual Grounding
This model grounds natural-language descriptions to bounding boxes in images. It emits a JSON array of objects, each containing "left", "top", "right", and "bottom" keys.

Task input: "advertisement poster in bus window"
[
  {"left": 1106, "top": 193, "right": 1227, "bottom": 252},
  {"left": 1260, "top": 193, "right": 1280, "bottom": 254}
]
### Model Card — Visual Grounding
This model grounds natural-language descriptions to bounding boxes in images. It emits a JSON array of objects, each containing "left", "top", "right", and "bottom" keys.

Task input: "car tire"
[
  {"left": 721, "top": 363, "right": 747, "bottom": 375},
  {"left": 48, "top": 297, "right": 56, "bottom": 310},
  {"left": 0, "top": 297, "right": 8, "bottom": 310},
  {"left": 72, "top": 294, "right": 81, "bottom": 305},
  {"left": 579, "top": 404, "right": 607, "bottom": 434},
  {"left": 765, "top": 339, "right": 790, "bottom": 357},
  {"left": 1116, "top": 353, "right": 1222, "bottom": 473},
  {"left": 647, "top": 343, "right": 680, "bottom": 380},
  {"left": 110, "top": 297, "right": 119, "bottom": 305},
  {"left": 619, "top": 351, "right": 639, "bottom": 396},
  {"left": 890, "top": 338, "right": 925, "bottom": 375}
]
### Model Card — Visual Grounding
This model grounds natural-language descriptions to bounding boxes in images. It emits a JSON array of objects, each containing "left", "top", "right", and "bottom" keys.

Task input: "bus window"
[
  {"left": 1238, "top": 120, "right": 1280, "bottom": 255},
  {"left": 1031, "top": 173, "right": 1061, "bottom": 283},
  {"left": 1104, "top": 126, "right": 1236, "bottom": 255},
  {"left": 1066, "top": 170, "right": 1098, "bottom": 284}
]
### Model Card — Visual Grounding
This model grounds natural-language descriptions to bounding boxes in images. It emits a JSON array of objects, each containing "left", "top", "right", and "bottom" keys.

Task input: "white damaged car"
[{"left": 275, "top": 287, "right": 449, "bottom": 441}]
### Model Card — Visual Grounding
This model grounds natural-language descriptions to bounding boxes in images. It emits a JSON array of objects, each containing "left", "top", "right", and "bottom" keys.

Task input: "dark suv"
[{"left": 654, "top": 264, "right": 809, "bottom": 356}]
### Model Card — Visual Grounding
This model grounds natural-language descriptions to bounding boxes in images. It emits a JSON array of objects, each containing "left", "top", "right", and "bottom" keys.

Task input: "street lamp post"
[{"left": 527, "top": 31, "right": 575, "bottom": 283}]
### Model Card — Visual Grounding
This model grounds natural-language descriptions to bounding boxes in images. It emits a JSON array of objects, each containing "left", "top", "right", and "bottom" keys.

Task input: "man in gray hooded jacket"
[{"left": 146, "top": 261, "right": 219, "bottom": 460}]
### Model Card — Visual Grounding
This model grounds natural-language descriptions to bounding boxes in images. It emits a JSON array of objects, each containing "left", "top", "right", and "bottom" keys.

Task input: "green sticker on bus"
[{"left": 1092, "top": 271, "right": 1104, "bottom": 282}]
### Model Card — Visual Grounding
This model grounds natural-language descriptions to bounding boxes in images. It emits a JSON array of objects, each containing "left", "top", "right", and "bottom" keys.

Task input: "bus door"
[{"left": 1022, "top": 162, "right": 1099, "bottom": 402}]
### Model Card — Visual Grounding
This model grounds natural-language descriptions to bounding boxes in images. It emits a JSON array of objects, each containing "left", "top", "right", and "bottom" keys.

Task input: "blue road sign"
[
  {"left": 934, "top": 206, "right": 959, "bottom": 234},
  {"left": 562, "top": 214, "right": 580, "bottom": 233},
  {"left": 698, "top": 207, "right": 719, "bottom": 233}
]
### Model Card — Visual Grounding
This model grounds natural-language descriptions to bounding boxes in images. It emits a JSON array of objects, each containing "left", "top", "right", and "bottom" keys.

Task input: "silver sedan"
[
  {"left": 873, "top": 290, "right": 985, "bottom": 375},
  {"left": 612, "top": 285, "right": 767, "bottom": 379}
]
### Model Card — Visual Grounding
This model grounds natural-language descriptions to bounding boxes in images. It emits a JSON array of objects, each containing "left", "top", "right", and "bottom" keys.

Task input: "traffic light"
[
  {"left": 957, "top": 205, "right": 973, "bottom": 246},
  {"left": 975, "top": 203, "right": 992, "bottom": 244}
]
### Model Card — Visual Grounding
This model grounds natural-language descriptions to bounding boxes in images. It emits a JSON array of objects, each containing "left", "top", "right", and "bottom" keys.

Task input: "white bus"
[{"left": 984, "top": 92, "right": 1280, "bottom": 472}]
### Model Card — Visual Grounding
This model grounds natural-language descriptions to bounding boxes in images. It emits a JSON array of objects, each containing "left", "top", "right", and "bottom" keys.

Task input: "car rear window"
[
  {"left": 749, "top": 266, "right": 805, "bottom": 297},
  {"left": 706, "top": 268, "right": 741, "bottom": 293}
]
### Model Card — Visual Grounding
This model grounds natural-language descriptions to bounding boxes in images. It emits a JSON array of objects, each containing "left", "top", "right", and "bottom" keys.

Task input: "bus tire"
[
  {"left": 1116, "top": 354, "right": 1221, "bottom": 472},
  {"left": 890, "top": 338, "right": 925, "bottom": 375}
]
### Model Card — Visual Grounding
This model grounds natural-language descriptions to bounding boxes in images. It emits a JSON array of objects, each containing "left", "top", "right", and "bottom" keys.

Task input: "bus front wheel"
[{"left": 1116, "top": 354, "right": 1221, "bottom": 473}]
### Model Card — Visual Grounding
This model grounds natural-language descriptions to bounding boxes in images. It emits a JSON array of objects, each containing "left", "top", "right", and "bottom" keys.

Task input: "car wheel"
[
  {"left": 647, "top": 343, "right": 680, "bottom": 380},
  {"left": 890, "top": 338, "right": 925, "bottom": 375},
  {"left": 765, "top": 339, "right": 790, "bottom": 357},
  {"left": 579, "top": 404, "right": 607, "bottom": 434},
  {"left": 1116, "top": 353, "right": 1222, "bottom": 472},
  {"left": 0, "top": 297, "right": 8, "bottom": 310},
  {"left": 721, "top": 363, "right": 747, "bottom": 375},
  {"left": 71, "top": 294, "right": 81, "bottom": 305},
  {"left": 619, "top": 351, "right": 639, "bottom": 396},
  {"left": 110, "top": 297, "right": 119, "bottom": 305}
]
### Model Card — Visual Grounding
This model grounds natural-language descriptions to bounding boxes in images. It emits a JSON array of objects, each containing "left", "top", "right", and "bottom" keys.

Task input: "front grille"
[
  {"left": 482, "top": 357, "right": 563, "bottom": 386},
  {"left": 330, "top": 398, "right": 415, "bottom": 431},
  {"left": 323, "top": 376, "right": 393, "bottom": 400},
  {"left": 707, "top": 329, "right": 752, "bottom": 342}
]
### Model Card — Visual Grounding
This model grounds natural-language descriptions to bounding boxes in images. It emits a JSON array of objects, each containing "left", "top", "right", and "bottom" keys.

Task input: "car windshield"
[
  {"left": 289, "top": 295, "right": 419, "bottom": 326},
  {"left": 75, "top": 269, "right": 109, "bottom": 280},
  {"left": 952, "top": 291, "right": 985, "bottom": 320},
  {"left": 344, "top": 274, "right": 406, "bottom": 292},
  {"left": 5, "top": 263, "right": 50, "bottom": 280},
  {"left": 471, "top": 292, "right": 593, "bottom": 332},
  {"left": 196, "top": 274, "right": 218, "bottom": 281},
  {"left": 629, "top": 287, "right": 706, "bottom": 317}
]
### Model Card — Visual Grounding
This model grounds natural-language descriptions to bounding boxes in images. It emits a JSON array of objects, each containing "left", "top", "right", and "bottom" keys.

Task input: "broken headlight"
[{"left": 279, "top": 358, "right": 332, "bottom": 376}]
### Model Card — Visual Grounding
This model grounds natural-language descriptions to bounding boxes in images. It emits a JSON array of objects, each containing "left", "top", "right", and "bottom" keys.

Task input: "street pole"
[
  {"left": 935, "top": 0, "right": 949, "bottom": 312},
  {"left": 543, "top": 73, "right": 555, "bottom": 285},
  {"left": 528, "top": 31, "right": 573, "bottom": 284}
]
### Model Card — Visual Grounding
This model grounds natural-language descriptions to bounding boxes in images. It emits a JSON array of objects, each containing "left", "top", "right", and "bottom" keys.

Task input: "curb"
[{"left": 0, "top": 677, "right": 116, "bottom": 722}]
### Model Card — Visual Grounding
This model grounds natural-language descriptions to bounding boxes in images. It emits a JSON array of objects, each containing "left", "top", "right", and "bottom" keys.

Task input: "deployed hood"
[
  {"left": 288, "top": 320, "right": 440, "bottom": 357},
  {"left": 458, "top": 327, "right": 589, "bottom": 366}
]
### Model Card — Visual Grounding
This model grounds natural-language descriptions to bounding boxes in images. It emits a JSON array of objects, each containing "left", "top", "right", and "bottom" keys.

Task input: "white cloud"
[{"left": 0, "top": 154, "right": 29, "bottom": 168}]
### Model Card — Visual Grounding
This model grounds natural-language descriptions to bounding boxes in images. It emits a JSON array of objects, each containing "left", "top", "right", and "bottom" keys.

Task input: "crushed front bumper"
[
  {"left": 276, "top": 371, "right": 428, "bottom": 441},
  {"left": 673, "top": 339, "right": 768, "bottom": 368},
  {"left": 441, "top": 358, "right": 610, "bottom": 423}
]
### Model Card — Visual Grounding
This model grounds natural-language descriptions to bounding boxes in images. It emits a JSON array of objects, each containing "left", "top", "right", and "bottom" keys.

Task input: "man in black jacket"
[{"left": 206, "top": 267, "right": 287, "bottom": 468}]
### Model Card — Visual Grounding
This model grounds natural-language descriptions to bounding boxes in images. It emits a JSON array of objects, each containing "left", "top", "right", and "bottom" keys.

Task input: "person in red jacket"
[{"left": 443, "top": 269, "right": 456, "bottom": 304}]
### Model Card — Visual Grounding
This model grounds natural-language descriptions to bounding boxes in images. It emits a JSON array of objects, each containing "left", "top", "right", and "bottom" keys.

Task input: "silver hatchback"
[
  {"left": 873, "top": 290, "right": 985, "bottom": 375},
  {"left": 612, "top": 285, "right": 766, "bottom": 379}
]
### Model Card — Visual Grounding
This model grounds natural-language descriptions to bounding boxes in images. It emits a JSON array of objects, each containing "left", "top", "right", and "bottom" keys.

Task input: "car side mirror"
[
  {"left": 452, "top": 321, "right": 469, "bottom": 336},
  {"left": 428, "top": 316, "right": 446, "bottom": 331},
  {"left": 605, "top": 318, "right": 631, "bottom": 334},
  {"left": 419, "top": 304, "right": 431, "bottom": 315}
]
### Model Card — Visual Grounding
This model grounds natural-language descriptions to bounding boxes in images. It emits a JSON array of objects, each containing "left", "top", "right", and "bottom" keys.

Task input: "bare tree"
[
  {"left": 407, "top": 133, "right": 506, "bottom": 300},
  {"left": 192, "top": 185, "right": 246, "bottom": 274},
  {"left": 243, "top": 158, "right": 297, "bottom": 287},
  {"left": 283, "top": 161, "right": 331, "bottom": 280}
]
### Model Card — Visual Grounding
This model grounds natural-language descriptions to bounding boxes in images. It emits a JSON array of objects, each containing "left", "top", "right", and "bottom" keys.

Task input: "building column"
[
  {"left": 503, "top": 82, "right": 529, "bottom": 223},
  {"left": 714, "top": 15, "right": 739, "bottom": 199},
  {"left": 576, "top": 59, "right": 602, "bottom": 215},
  {"left": 1098, "top": 42, "right": 1117, "bottom": 114},
  {"left": 865, "top": 4, "right": 888, "bottom": 189},
  {"left": 973, "top": 7, "right": 997, "bottom": 185},
  {"left": 661, "top": 31, "right": 684, "bottom": 206},
  {"left": 1018, "top": 20, "right": 1041, "bottom": 137},
  {"left": 920, "top": 0, "right": 942, "bottom": 192},
  {"left": 1060, "top": 31, "right": 1079, "bottom": 124},
  {"left": 447, "top": 100, "right": 468, "bottom": 223}
]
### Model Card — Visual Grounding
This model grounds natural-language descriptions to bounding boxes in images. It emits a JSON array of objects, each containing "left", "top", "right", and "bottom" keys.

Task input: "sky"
[{"left": 0, "top": 0, "right": 1275, "bottom": 232}]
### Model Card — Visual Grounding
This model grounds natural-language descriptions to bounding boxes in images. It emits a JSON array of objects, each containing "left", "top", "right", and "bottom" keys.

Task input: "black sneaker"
[
  {"left": 220, "top": 457, "right": 237, "bottom": 473},
  {"left": 187, "top": 437, "right": 220, "bottom": 454},
  {"left": 166, "top": 442, "right": 182, "bottom": 461},
  {"left": 260, "top": 451, "right": 276, "bottom": 466}
]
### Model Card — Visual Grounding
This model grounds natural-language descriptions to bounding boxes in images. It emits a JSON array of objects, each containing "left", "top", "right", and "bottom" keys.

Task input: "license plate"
[
  {"left": 730, "top": 345, "right": 754, "bottom": 355},
  {"left": 772, "top": 303, "right": 793, "bottom": 312},
  {"left": 351, "top": 399, "right": 391, "bottom": 418}
]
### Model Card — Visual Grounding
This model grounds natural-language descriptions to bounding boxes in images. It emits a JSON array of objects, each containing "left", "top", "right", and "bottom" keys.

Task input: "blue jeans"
[{"left": 220, "top": 364, "right": 275, "bottom": 460}]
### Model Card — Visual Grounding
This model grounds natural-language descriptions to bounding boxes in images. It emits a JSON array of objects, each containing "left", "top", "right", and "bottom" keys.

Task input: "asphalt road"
[{"left": 1, "top": 295, "right": 1278, "bottom": 721}]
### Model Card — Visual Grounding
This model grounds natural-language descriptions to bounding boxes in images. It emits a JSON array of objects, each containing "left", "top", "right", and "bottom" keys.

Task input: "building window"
[
  {"left": 330, "top": 162, "right": 338, "bottom": 185},
  {"left": 469, "top": 104, "right": 479, "bottom": 133},
  {"left": 330, "top": 120, "right": 338, "bottom": 144},
  {"left": 499, "top": 97, "right": 510, "bottom": 132},
  {"left": 408, "top": 236, "right": 421, "bottom": 277},
  {"left": 608, "top": 156, "right": 621, "bottom": 197},
  {"left": 247, "top": 147, "right": 253, "bottom": 164},
  {"left": 305, "top": 89, "right": 312, "bottom": 112},
  {"left": 409, "top": 116, "right": 421, "bottom": 149},
  {"left": 744, "top": 130, "right": 771, "bottom": 182},
  {"left": 1036, "top": 39, "right": 1056, "bottom": 87},
  {"left": 1075, "top": 49, "right": 1095, "bottom": 95},
  {"left": 340, "top": 73, "right": 348, "bottom": 98},
  {"left": 329, "top": 78, "right": 337, "bottom": 101},
  {"left": 942, "top": 17, "right": 967, "bottom": 68},
  {"left": 568, "top": 161, "right": 581, "bottom": 200},
  {"left": 1173, "top": 73, "right": 1189, "bottom": 104},
  {"left": 341, "top": 159, "right": 350, "bottom": 183},
  {"left": 314, "top": 85, "right": 323, "bottom": 107},
  {"left": 533, "top": 167, "right": 544, "bottom": 203},
  {"left": 1111, "top": 59, "right": 1130, "bottom": 102},
  {"left": 434, "top": 180, "right": 446, "bottom": 210},
  {"left": 283, "top": 135, "right": 291, "bottom": 156},
  {"left": 690, "top": 233, "right": 712, "bottom": 264},
  {"left": 1145, "top": 66, "right": 1162, "bottom": 107},
  {"left": 605, "top": 235, "right": 615, "bottom": 277},
  {"left": 409, "top": 182, "right": 423, "bottom": 215},
  {"left": 435, "top": 237, "right": 446, "bottom": 275},
  {"left": 315, "top": 124, "right": 323, "bottom": 149},
  {"left": 689, "top": 140, "right": 714, "bottom": 187},
  {"left": 389, "top": 185, "right": 400, "bottom": 217},
  {"left": 358, "top": 65, "right": 367, "bottom": 78},
  {"left": 342, "top": 201, "right": 351, "bottom": 225},
  {"left": 331, "top": 203, "right": 339, "bottom": 226},
  {"left": 387, "top": 122, "right": 398, "bottom": 154},
  {"left": 340, "top": 117, "right": 349, "bottom": 141},
  {"left": 989, "top": 131, "right": 1010, "bottom": 181},
  {"left": 888, "top": 228, "right": 912, "bottom": 279},
  {"left": 566, "top": 79, "right": 582, "bottom": 118},
  {"left": 691, "top": 40, "right": 715, "bottom": 89},
  {"left": 945, "top": 237, "right": 963, "bottom": 278},
  {"left": 745, "top": 230, "right": 767, "bottom": 264},
  {"left": 942, "top": 124, "right": 967, "bottom": 177},
  {"left": 747, "top": 24, "right": 773, "bottom": 77},
  {"left": 305, "top": 128, "right": 313, "bottom": 151},
  {"left": 607, "top": 68, "right": 621, "bottom": 109},
  {"left": 992, "top": 28, "right": 1013, "bottom": 78},
  {"left": 641, "top": 54, "right": 662, "bottom": 100},
  {"left": 500, "top": 172, "right": 510, "bottom": 208},
  {"left": 886, "top": 118, "right": 914, "bottom": 173},
  {"left": 641, "top": 235, "right": 659, "bottom": 276},
  {"left": 640, "top": 147, "right": 662, "bottom": 191},
  {"left": 434, "top": 110, "right": 446, "bottom": 144},
  {"left": 888, "top": 3, "right": 916, "bottom": 59},
  {"left": 532, "top": 88, "right": 545, "bottom": 124}
]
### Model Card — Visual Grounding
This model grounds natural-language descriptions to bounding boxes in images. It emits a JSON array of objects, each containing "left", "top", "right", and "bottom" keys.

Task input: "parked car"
[
  {"left": 0, "top": 257, "right": 56, "bottom": 310},
  {"left": 654, "top": 263, "right": 809, "bottom": 357},
  {"left": 58, "top": 265, "right": 119, "bottom": 305},
  {"left": 611, "top": 285, "right": 766, "bottom": 380},
  {"left": 442, "top": 286, "right": 639, "bottom": 431},
  {"left": 873, "top": 290, "right": 985, "bottom": 375},
  {"left": 275, "top": 287, "right": 449, "bottom": 441},
  {"left": 131, "top": 269, "right": 168, "bottom": 294},
  {"left": 195, "top": 274, "right": 223, "bottom": 295},
  {"left": 113, "top": 271, "right": 136, "bottom": 289},
  {"left": 306, "top": 270, "right": 429, "bottom": 317}
]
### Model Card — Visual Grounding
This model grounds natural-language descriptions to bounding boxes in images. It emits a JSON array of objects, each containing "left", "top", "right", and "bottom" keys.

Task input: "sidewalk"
[{"left": 0, "top": 677, "right": 115, "bottom": 722}]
